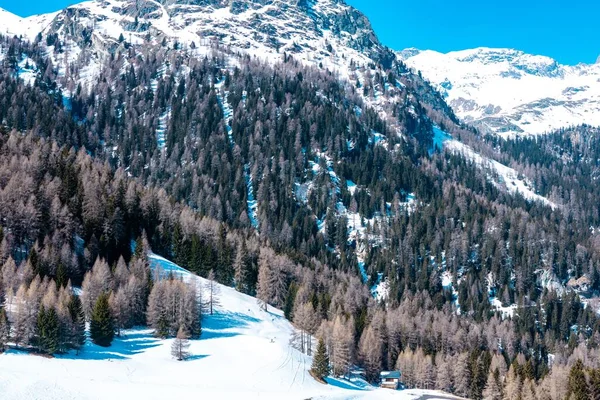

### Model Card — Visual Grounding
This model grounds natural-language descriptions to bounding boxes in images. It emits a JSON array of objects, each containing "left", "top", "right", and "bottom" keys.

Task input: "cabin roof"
[{"left": 380, "top": 371, "right": 401, "bottom": 379}]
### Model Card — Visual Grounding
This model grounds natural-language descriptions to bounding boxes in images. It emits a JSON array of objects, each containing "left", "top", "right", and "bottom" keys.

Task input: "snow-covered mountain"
[
  {"left": 399, "top": 47, "right": 600, "bottom": 137},
  {"left": 0, "top": 7, "right": 57, "bottom": 41},
  {"left": 0, "top": 0, "right": 395, "bottom": 86}
]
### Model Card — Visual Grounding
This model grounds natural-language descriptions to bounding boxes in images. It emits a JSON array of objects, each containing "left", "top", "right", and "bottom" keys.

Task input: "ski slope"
[{"left": 0, "top": 253, "right": 453, "bottom": 400}]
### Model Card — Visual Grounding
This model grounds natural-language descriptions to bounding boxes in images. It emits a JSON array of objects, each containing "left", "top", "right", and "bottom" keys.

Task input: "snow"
[
  {"left": 0, "top": 253, "right": 452, "bottom": 400},
  {"left": 371, "top": 274, "right": 390, "bottom": 302},
  {"left": 441, "top": 270, "right": 460, "bottom": 314},
  {"left": 0, "top": 7, "right": 57, "bottom": 40},
  {"left": 156, "top": 108, "right": 170, "bottom": 150},
  {"left": 369, "top": 130, "right": 388, "bottom": 148},
  {"left": 400, "top": 47, "right": 600, "bottom": 137},
  {"left": 432, "top": 127, "right": 555, "bottom": 207},
  {"left": 244, "top": 163, "right": 260, "bottom": 230},
  {"left": 347, "top": 179, "right": 357, "bottom": 195},
  {"left": 16, "top": 55, "right": 38, "bottom": 86},
  {"left": 486, "top": 272, "right": 517, "bottom": 318},
  {"left": 429, "top": 126, "right": 452, "bottom": 155}
]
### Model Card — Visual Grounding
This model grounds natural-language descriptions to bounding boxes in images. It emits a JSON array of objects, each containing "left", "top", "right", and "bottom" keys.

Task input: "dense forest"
[{"left": 1, "top": 31, "right": 600, "bottom": 399}]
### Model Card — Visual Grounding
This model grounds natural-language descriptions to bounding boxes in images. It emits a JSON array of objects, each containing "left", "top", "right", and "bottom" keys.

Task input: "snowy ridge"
[
  {"left": 2, "top": 0, "right": 393, "bottom": 94},
  {"left": 0, "top": 7, "right": 56, "bottom": 40},
  {"left": 0, "top": 252, "right": 450, "bottom": 400},
  {"left": 400, "top": 47, "right": 600, "bottom": 137}
]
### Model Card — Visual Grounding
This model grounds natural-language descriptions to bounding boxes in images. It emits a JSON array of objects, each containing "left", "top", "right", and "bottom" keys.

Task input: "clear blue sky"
[
  {"left": 1, "top": 0, "right": 598, "bottom": 65},
  {"left": 346, "top": 0, "right": 599, "bottom": 65}
]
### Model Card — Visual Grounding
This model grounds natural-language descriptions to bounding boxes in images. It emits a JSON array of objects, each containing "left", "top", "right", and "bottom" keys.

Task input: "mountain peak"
[{"left": 400, "top": 46, "right": 600, "bottom": 137}]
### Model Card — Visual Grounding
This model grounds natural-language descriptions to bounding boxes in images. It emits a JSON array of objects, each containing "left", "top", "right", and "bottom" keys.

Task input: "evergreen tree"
[
  {"left": 55, "top": 263, "right": 67, "bottom": 288},
  {"left": 37, "top": 305, "right": 60, "bottom": 354},
  {"left": 567, "top": 360, "right": 590, "bottom": 400},
  {"left": 67, "top": 294, "right": 86, "bottom": 353},
  {"left": 90, "top": 292, "right": 114, "bottom": 347},
  {"left": 0, "top": 307, "right": 9, "bottom": 352},
  {"left": 311, "top": 337, "right": 330, "bottom": 382},
  {"left": 233, "top": 242, "right": 248, "bottom": 293},
  {"left": 590, "top": 369, "right": 600, "bottom": 400}
]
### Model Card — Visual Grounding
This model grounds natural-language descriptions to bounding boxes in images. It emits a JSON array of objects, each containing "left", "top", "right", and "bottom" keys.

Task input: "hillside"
[
  {"left": 399, "top": 47, "right": 600, "bottom": 137},
  {"left": 2, "top": 1, "right": 600, "bottom": 399},
  {"left": 0, "top": 253, "right": 453, "bottom": 400}
]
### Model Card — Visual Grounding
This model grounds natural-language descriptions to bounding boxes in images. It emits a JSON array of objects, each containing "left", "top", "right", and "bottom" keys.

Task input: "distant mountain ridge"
[{"left": 399, "top": 47, "right": 600, "bottom": 137}]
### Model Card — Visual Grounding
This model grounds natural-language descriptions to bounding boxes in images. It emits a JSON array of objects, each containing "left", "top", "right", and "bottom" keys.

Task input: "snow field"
[{"left": 1, "top": 253, "right": 453, "bottom": 400}]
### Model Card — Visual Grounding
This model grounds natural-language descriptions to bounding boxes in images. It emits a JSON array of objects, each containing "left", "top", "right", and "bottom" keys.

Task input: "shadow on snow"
[
  {"left": 201, "top": 310, "right": 261, "bottom": 340},
  {"left": 325, "top": 377, "right": 370, "bottom": 391},
  {"left": 58, "top": 330, "right": 162, "bottom": 361}
]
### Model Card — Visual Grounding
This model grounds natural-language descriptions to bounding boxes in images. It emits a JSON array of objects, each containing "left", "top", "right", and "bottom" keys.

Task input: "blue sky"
[
  {"left": 1, "top": 0, "right": 598, "bottom": 65},
  {"left": 346, "top": 0, "right": 600, "bottom": 65}
]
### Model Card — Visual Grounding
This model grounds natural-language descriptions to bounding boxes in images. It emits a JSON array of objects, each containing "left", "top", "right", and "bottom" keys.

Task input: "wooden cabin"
[{"left": 380, "top": 370, "right": 401, "bottom": 390}]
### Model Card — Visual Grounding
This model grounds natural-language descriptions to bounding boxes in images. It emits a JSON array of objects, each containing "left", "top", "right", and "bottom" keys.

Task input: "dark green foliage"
[
  {"left": 590, "top": 369, "right": 600, "bottom": 400},
  {"left": 0, "top": 307, "right": 9, "bottom": 352},
  {"left": 55, "top": 263, "right": 67, "bottom": 288},
  {"left": 37, "top": 305, "right": 60, "bottom": 354},
  {"left": 90, "top": 293, "right": 114, "bottom": 347},
  {"left": 68, "top": 294, "right": 86, "bottom": 352},
  {"left": 568, "top": 359, "right": 590, "bottom": 400},
  {"left": 311, "top": 338, "right": 330, "bottom": 382}
]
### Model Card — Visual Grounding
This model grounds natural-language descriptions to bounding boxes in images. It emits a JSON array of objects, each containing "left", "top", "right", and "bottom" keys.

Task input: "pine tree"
[
  {"left": 171, "top": 326, "right": 191, "bottom": 361},
  {"left": 590, "top": 369, "right": 600, "bottom": 400},
  {"left": 37, "top": 305, "right": 60, "bottom": 354},
  {"left": 55, "top": 263, "right": 67, "bottom": 288},
  {"left": 311, "top": 337, "right": 330, "bottom": 382},
  {"left": 0, "top": 307, "right": 9, "bottom": 352},
  {"left": 359, "top": 325, "right": 383, "bottom": 383},
  {"left": 90, "top": 292, "right": 114, "bottom": 347},
  {"left": 521, "top": 379, "right": 538, "bottom": 400},
  {"left": 567, "top": 359, "right": 590, "bottom": 400},
  {"left": 67, "top": 294, "right": 86, "bottom": 353}
]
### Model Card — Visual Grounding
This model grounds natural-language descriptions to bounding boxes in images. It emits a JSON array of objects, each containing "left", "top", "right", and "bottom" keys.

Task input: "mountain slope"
[
  {"left": 0, "top": 252, "right": 449, "bottom": 400},
  {"left": 399, "top": 47, "right": 600, "bottom": 137},
  {"left": 0, "top": 7, "right": 57, "bottom": 40},
  {"left": 2, "top": 0, "right": 391, "bottom": 86}
]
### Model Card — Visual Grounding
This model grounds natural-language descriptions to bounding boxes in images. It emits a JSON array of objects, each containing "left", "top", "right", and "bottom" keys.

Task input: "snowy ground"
[{"left": 0, "top": 253, "right": 452, "bottom": 400}]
